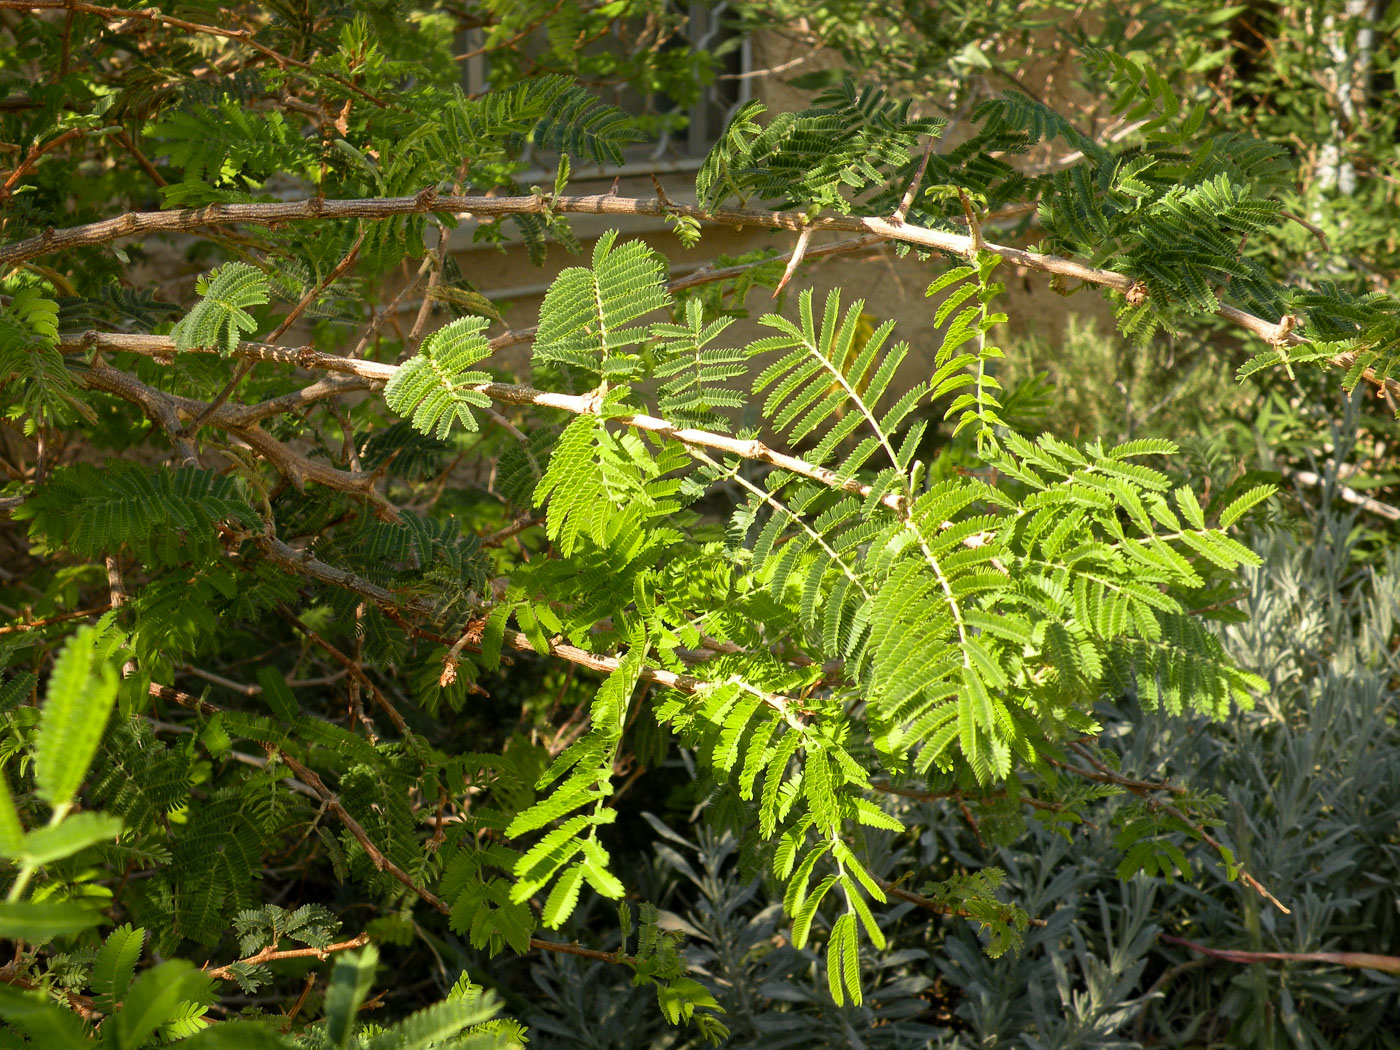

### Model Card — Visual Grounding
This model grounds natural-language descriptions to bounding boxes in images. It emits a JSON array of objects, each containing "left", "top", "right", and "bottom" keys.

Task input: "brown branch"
[
  {"left": 480, "top": 513, "right": 545, "bottom": 547},
  {"left": 6, "top": 189, "right": 1368, "bottom": 395},
  {"left": 268, "top": 228, "right": 368, "bottom": 344},
  {"left": 1160, "top": 933, "right": 1400, "bottom": 975},
  {"left": 83, "top": 356, "right": 199, "bottom": 465},
  {"left": 0, "top": 969, "right": 101, "bottom": 1020},
  {"left": 870, "top": 779, "right": 1094, "bottom": 828},
  {"left": 0, "top": 191, "right": 1113, "bottom": 281},
  {"left": 285, "top": 972, "right": 317, "bottom": 1026},
  {"left": 77, "top": 358, "right": 390, "bottom": 508},
  {"left": 1051, "top": 745, "right": 1289, "bottom": 914},
  {"left": 273, "top": 603, "right": 417, "bottom": 743},
  {"left": 0, "top": 1, "right": 389, "bottom": 108},
  {"left": 112, "top": 128, "right": 166, "bottom": 188},
  {"left": 1278, "top": 210, "right": 1330, "bottom": 254},
  {"left": 891, "top": 139, "right": 935, "bottom": 226},
  {"left": 184, "top": 218, "right": 364, "bottom": 439},
  {"left": 0, "top": 604, "right": 108, "bottom": 635},
  {"left": 773, "top": 225, "right": 813, "bottom": 297},
  {"left": 204, "top": 933, "right": 371, "bottom": 981},
  {"left": 871, "top": 874, "right": 1047, "bottom": 927},
  {"left": 249, "top": 534, "right": 806, "bottom": 728},
  {"left": 526, "top": 938, "right": 633, "bottom": 963},
  {"left": 183, "top": 665, "right": 261, "bottom": 697},
  {"left": 1052, "top": 743, "right": 1187, "bottom": 796},
  {"left": 0, "top": 127, "right": 85, "bottom": 201},
  {"left": 64, "top": 333, "right": 904, "bottom": 513}
]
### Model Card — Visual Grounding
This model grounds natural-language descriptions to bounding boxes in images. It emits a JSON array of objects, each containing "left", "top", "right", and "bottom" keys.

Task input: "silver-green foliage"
[{"left": 520, "top": 492, "right": 1400, "bottom": 1046}]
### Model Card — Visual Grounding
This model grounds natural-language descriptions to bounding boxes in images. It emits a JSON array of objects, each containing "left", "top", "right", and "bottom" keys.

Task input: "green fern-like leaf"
[
  {"left": 385, "top": 316, "right": 495, "bottom": 438},
  {"left": 652, "top": 299, "right": 746, "bottom": 431},
  {"left": 696, "top": 80, "right": 943, "bottom": 213},
  {"left": 35, "top": 626, "right": 121, "bottom": 811},
  {"left": 14, "top": 462, "right": 260, "bottom": 568},
  {"left": 0, "top": 286, "right": 92, "bottom": 425},
  {"left": 91, "top": 924, "right": 145, "bottom": 1014},
  {"left": 532, "top": 231, "right": 669, "bottom": 380},
  {"left": 170, "top": 262, "right": 269, "bottom": 354}
]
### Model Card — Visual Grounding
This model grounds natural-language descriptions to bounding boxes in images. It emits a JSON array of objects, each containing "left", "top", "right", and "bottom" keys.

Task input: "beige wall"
[{"left": 435, "top": 25, "right": 1115, "bottom": 388}]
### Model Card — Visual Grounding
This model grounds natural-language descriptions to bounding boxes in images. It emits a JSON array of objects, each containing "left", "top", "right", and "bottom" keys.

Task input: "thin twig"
[
  {"left": 250, "top": 534, "right": 807, "bottom": 728},
  {"left": 0, "top": 604, "right": 109, "bottom": 635},
  {"left": 1159, "top": 933, "right": 1400, "bottom": 974},
  {"left": 0, "top": 127, "right": 85, "bottom": 201},
  {"left": 274, "top": 603, "right": 418, "bottom": 745},
  {"left": 68, "top": 334, "right": 906, "bottom": 514},
  {"left": 1051, "top": 745, "right": 1288, "bottom": 914},
  {"left": 266, "top": 228, "right": 367, "bottom": 344},
  {"left": 204, "top": 933, "right": 371, "bottom": 981},
  {"left": 480, "top": 514, "right": 545, "bottom": 547},
  {"left": 890, "top": 139, "right": 935, "bottom": 226},
  {"left": 773, "top": 225, "right": 813, "bottom": 297},
  {"left": 871, "top": 874, "right": 1048, "bottom": 927},
  {"left": 0, "top": 0, "right": 389, "bottom": 108}
]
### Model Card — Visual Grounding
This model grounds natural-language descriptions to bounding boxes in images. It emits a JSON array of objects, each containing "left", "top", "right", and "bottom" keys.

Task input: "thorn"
[
  {"left": 891, "top": 138, "right": 934, "bottom": 227},
  {"left": 774, "top": 226, "right": 813, "bottom": 298},
  {"left": 958, "top": 189, "right": 984, "bottom": 254},
  {"left": 608, "top": 175, "right": 620, "bottom": 197},
  {"left": 649, "top": 173, "right": 672, "bottom": 209}
]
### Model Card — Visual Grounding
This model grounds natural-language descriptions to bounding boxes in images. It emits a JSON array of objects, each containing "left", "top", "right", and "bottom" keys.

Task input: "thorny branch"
[
  {"left": 65, "top": 330, "right": 906, "bottom": 514},
  {"left": 203, "top": 933, "right": 372, "bottom": 981},
  {"left": 250, "top": 533, "right": 807, "bottom": 728},
  {"left": 7, "top": 189, "right": 1388, "bottom": 397},
  {"left": 0, "top": 133, "right": 1317, "bottom": 952}
]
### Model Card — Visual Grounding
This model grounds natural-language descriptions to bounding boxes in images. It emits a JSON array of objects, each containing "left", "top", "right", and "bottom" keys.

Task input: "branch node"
[
  {"left": 649, "top": 173, "right": 673, "bottom": 210},
  {"left": 1269, "top": 313, "right": 1299, "bottom": 345}
]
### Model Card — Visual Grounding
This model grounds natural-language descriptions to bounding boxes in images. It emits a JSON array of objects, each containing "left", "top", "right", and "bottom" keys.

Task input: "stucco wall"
[{"left": 433, "top": 25, "right": 1116, "bottom": 387}]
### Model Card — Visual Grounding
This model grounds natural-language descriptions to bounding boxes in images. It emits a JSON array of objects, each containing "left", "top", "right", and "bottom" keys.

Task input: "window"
[{"left": 458, "top": 1, "right": 751, "bottom": 171}]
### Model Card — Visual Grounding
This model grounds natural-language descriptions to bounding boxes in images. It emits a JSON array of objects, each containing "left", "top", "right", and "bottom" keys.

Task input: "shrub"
[{"left": 1, "top": 5, "right": 1397, "bottom": 1047}]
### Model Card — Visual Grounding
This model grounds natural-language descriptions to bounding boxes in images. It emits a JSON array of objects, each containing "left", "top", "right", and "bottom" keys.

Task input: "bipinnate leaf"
[
  {"left": 324, "top": 944, "right": 379, "bottom": 1049},
  {"left": 93, "top": 923, "right": 146, "bottom": 1014},
  {"left": 35, "top": 626, "right": 120, "bottom": 810},
  {"left": 385, "top": 316, "right": 495, "bottom": 439},
  {"left": 365, "top": 996, "right": 500, "bottom": 1050},
  {"left": 532, "top": 230, "right": 670, "bottom": 374},
  {"left": 170, "top": 262, "right": 270, "bottom": 354},
  {"left": 112, "top": 961, "right": 209, "bottom": 1050}
]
